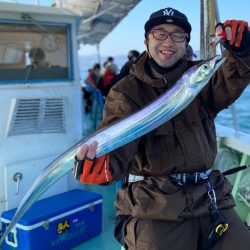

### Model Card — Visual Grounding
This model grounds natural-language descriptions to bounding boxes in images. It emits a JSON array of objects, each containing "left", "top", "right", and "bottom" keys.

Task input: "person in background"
[
  {"left": 28, "top": 47, "right": 52, "bottom": 68},
  {"left": 101, "top": 56, "right": 118, "bottom": 97},
  {"left": 73, "top": 7, "right": 250, "bottom": 250},
  {"left": 128, "top": 49, "right": 140, "bottom": 62},
  {"left": 106, "top": 56, "right": 118, "bottom": 74},
  {"left": 186, "top": 44, "right": 198, "bottom": 60},
  {"left": 120, "top": 49, "right": 140, "bottom": 73},
  {"left": 83, "top": 63, "right": 102, "bottom": 113},
  {"left": 86, "top": 63, "right": 102, "bottom": 89},
  {"left": 109, "top": 50, "right": 141, "bottom": 89}
]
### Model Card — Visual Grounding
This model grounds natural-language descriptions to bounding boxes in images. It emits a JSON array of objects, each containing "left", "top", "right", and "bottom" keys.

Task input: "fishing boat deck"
[{"left": 1, "top": 94, "right": 249, "bottom": 250}]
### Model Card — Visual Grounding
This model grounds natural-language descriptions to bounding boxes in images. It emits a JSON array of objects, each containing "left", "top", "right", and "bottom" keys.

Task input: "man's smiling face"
[{"left": 146, "top": 23, "right": 187, "bottom": 68}]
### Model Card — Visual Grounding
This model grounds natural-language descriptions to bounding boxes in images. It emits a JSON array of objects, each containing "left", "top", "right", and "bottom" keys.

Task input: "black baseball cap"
[{"left": 144, "top": 7, "right": 192, "bottom": 42}]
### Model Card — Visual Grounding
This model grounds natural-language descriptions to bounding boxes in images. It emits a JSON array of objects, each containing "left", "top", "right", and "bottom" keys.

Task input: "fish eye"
[
  {"left": 201, "top": 64, "right": 210, "bottom": 75},
  {"left": 203, "top": 64, "right": 209, "bottom": 70}
]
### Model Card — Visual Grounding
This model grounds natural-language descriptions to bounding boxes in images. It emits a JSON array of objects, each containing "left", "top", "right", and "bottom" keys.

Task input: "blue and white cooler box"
[{"left": 1, "top": 189, "right": 103, "bottom": 250}]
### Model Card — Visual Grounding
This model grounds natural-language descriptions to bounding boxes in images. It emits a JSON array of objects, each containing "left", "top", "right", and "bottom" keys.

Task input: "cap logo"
[{"left": 163, "top": 9, "right": 174, "bottom": 16}]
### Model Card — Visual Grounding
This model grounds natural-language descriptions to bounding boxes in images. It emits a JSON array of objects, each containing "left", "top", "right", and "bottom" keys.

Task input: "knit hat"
[{"left": 144, "top": 7, "right": 192, "bottom": 42}]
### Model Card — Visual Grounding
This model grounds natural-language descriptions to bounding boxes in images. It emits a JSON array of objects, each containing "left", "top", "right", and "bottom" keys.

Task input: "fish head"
[{"left": 189, "top": 55, "right": 226, "bottom": 91}]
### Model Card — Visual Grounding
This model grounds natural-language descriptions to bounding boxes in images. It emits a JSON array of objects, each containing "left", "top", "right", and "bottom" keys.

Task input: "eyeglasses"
[{"left": 149, "top": 29, "right": 188, "bottom": 43}]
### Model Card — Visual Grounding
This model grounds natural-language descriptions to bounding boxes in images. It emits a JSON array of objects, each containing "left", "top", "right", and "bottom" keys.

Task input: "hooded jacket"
[{"left": 99, "top": 51, "right": 250, "bottom": 220}]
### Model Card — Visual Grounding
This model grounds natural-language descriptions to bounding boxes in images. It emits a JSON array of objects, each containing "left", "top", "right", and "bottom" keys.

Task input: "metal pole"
[
  {"left": 96, "top": 43, "right": 101, "bottom": 65},
  {"left": 214, "top": 0, "right": 220, "bottom": 23},
  {"left": 204, "top": 0, "right": 209, "bottom": 58},
  {"left": 200, "top": 0, "right": 205, "bottom": 59},
  {"left": 202, "top": 0, "right": 216, "bottom": 58},
  {"left": 208, "top": 0, "right": 216, "bottom": 57},
  {"left": 214, "top": 0, "right": 240, "bottom": 131}
]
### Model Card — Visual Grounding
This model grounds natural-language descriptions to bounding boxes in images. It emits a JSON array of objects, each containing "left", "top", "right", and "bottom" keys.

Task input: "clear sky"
[
  {"left": 15, "top": 0, "right": 250, "bottom": 56},
  {"left": 79, "top": 0, "right": 250, "bottom": 56}
]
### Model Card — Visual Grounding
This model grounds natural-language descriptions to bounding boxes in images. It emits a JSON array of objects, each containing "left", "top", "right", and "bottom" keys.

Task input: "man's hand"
[
  {"left": 73, "top": 141, "right": 112, "bottom": 184},
  {"left": 215, "top": 20, "right": 250, "bottom": 54}
]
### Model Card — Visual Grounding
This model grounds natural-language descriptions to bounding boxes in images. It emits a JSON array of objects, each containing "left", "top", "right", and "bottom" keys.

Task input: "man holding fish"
[{"left": 74, "top": 7, "right": 250, "bottom": 250}]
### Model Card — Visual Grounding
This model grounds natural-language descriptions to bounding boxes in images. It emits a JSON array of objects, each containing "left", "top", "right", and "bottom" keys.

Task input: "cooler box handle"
[{"left": 5, "top": 227, "right": 18, "bottom": 248}]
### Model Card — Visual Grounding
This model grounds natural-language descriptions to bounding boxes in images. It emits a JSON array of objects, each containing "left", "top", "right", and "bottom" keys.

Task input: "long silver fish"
[{"left": 0, "top": 55, "right": 225, "bottom": 245}]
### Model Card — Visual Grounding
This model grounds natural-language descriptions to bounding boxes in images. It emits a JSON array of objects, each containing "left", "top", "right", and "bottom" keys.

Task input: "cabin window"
[{"left": 0, "top": 21, "right": 72, "bottom": 83}]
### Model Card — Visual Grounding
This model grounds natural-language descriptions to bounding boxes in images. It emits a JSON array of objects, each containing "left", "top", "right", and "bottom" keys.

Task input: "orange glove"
[
  {"left": 224, "top": 20, "right": 249, "bottom": 47},
  {"left": 73, "top": 154, "right": 112, "bottom": 184},
  {"left": 216, "top": 20, "right": 250, "bottom": 53}
]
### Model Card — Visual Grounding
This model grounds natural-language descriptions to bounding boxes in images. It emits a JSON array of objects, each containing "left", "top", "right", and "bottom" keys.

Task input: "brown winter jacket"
[{"left": 99, "top": 51, "right": 250, "bottom": 221}]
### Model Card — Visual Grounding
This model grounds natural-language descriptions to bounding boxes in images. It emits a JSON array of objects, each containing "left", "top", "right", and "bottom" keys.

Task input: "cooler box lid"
[{"left": 1, "top": 189, "right": 103, "bottom": 226}]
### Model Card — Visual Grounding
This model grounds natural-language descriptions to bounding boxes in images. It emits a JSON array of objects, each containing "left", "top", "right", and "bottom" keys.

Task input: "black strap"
[
  {"left": 73, "top": 156, "right": 84, "bottom": 180},
  {"left": 222, "top": 165, "right": 247, "bottom": 176}
]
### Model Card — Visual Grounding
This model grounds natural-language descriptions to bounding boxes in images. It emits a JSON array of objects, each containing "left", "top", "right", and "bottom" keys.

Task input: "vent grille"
[{"left": 8, "top": 98, "right": 65, "bottom": 136}]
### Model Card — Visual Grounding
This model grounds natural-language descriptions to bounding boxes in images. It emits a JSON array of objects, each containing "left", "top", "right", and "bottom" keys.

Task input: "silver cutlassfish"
[{"left": 0, "top": 55, "right": 225, "bottom": 245}]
